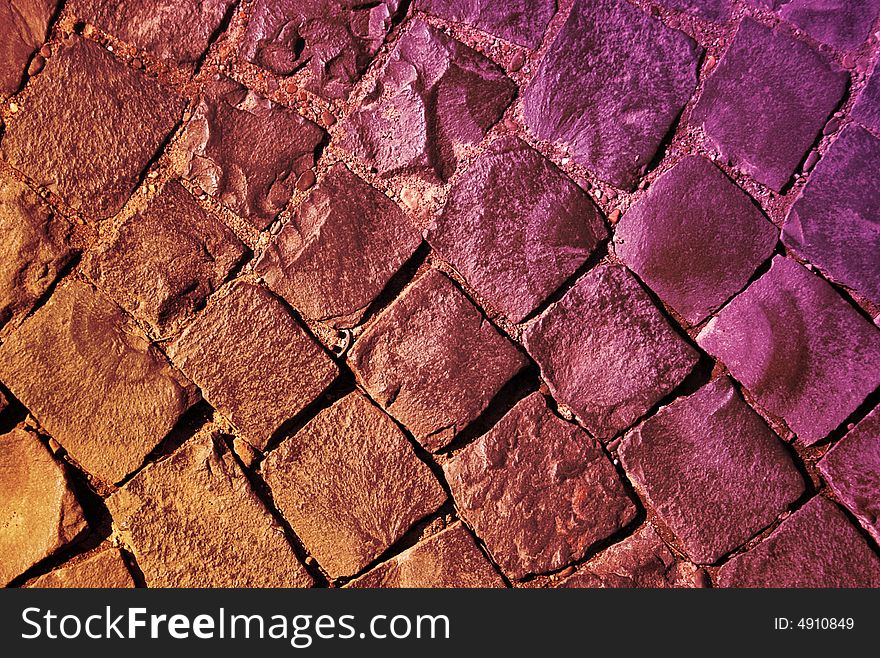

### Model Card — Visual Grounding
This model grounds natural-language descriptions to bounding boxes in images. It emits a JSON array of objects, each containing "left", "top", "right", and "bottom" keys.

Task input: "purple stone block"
[
  {"left": 522, "top": 0, "right": 701, "bottom": 189},
  {"left": 698, "top": 256, "right": 880, "bottom": 445},
  {"left": 415, "top": 0, "right": 556, "bottom": 48},
  {"left": 615, "top": 155, "right": 777, "bottom": 325},
  {"left": 656, "top": 0, "right": 731, "bottom": 22},
  {"left": 691, "top": 18, "right": 848, "bottom": 191},
  {"left": 853, "top": 65, "right": 880, "bottom": 135},
  {"left": 779, "top": 0, "right": 880, "bottom": 51},
  {"left": 783, "top": 125, "right": 880, "bottom": 305}
]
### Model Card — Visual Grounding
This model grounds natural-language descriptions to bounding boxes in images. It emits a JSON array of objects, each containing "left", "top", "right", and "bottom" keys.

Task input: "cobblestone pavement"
[{"left": 1, "top": 0, "right": 879, "bottom": 588}]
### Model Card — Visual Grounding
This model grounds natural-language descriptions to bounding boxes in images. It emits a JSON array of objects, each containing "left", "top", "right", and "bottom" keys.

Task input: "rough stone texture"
[
  {"left": 698, "top": 256, "right": 880, "bottom": 445},
  {"left": 428, "top": 136, "right": 607, "bottom": 323},
  {"left": 656, "top": 0, "right": 731, "bottom": 21},
  {"left": 818, "top": 408, "right": 880, "bottom": 544},
  {"left": 182, "top": 76, "right": 326, "bottom": 230},
  {"left": 71, "top": 0, "right": 237, "bottom": 68},
  {"left": 1, "top": 36, "right": 185, "bottom": 220},
  {"left": 691, "top": 18, "right": 848, "bottom": 192},
  {"left": 522, "top": 0, "right": 701, "bottom": 189},
  {"left": 0, "top": 173, "right": 75, "bottom": 331},
  {"left": 416, "top": 0, "right": 556, "bottom": 48},
  {"left": 341, "top": 19, "right": 516, "bottom": 183},
  {"left": 445, "top": 393, "right": 637, "bottom": 580},
  {"left": 26, "top": 546, "right": 135, "bottom": 588},
  {"left": 619, "top": 377, "right": 805, "bottom": 564},
  {"left": 346, "top": 522, "right": 505, "bottom": 588},
  {"left": 83, "top": 181, "right": 248, "bottom": 332},
  {"left": 782, "top": 125, "right": 880, "bottom": 306},
  {"left": 0, "top": 390, "right": 7, "bottom": 416},
  {"left": 523, "top": 264, "right": 699, "bottom": 439},
  {"left": 0, "top": 428, "right": 87, "bottom": 586},
  {"left": 107, "top": 433, "right": 313, "bottom": 588},
  {"left": 615, "top": 156, "right": 777, "bottom": 325},
  {"left": 559, "top": 524, "right": 698, "bottom": 588},
  {"left": 169, "top": 282, "right": 338, "bottom": 451},
  {"left": 0, "top": 282, "right": 199, "bottom": 484},
  {"left": 0, "top": 0, "right": 59, "bottom": 96},
  {"left": 242, "top": 0, "right": 401, "bottom": 100},
  {"left": 718, "top": 496, "right": 880, "bottom": 587},
  {"left": 257, "top": 164, "right": 421, "bottom": 328},
  {"left": 853, "top": 65, "right": 880, "bottom": 134},
  {"left": 262, "top": 393, "right": 446, "bottom": 578},
  {"left": 350, "top": 269, "right": 528, "bottom": 452},
  {"left": 779, "top": 0, "right": 880, "bottom": 51}
]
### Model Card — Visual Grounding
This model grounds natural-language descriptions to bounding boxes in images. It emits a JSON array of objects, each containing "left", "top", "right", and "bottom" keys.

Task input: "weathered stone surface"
[
  {"left": 0, "top": 428, "right": 87, "bottom": 586},
  {"left": 341, "top": 19, "right": 515, "bottom": 182},
  {"left": 0, "top": 0, "right": 59, "bottom": 96},
  {"left": 522, "top": 0, "right": 700, "bottom": 189},
  {"left": 182, "top": 76, "right": 325, "bottom": 230},
  {"left": 263, "top": 393, "right": 446, "bottom": 578},
  {"left": 698, "top": 256, "right": 880, "bottom": 445},
  {"left": 0, "top": 173, "right": 75, "bottom": 331},
  {"left": 84, "top": 181, "right": 247, "bottom": 332},
  {"left": 428, "top": 136, "right": 607, "bottom": 323},
  {"left": 719, "top": 496, "right": 880, "bottom": 587},
  {"left": 691, "top": 18, "right": 847, "bottom": 191},
  {"left": 1, "top": 37, "right": 185, "bottom": 220},
  {"left": 346, "top": 522, "right": 505, "bottom": 588},
  {"left": 779, "top": 0, "right": 880, "bottom": 51},
  {"left": 559, "top": 524, "right": 697, "bottom": 588},
  {"left": 818, "top": 408, "right": 880, "bottom": 544},
  {"left": 523, "top": 264, "right": 699, "bottom": 439},
  {"left": 615, "top": 156, "right": 777, "bottom": 325},
  {"left": 619, "top": 377, "right": 804, "bottom": 564},
  {"left": 416, "top": 0, "right": 555, "bottom": 48},
  {"left": 0, "top": 281, "right": 199, "bottom": 484},
  {"left": 257, "top": 164, "right": 421, "bottom": 328},
  {"left": 0, "top": 390, "right": 7, "bottom": 416},
  {"left": 853, "top": 65, "right": 880, "bottom": 134},
  {"left": 26, "top": 546, "right": 136, "bottom": 588},
  {"left": 656, "top": 0, "right": 731, "bottom": 21},
  {"left": 350, "top": 269, "right": 528, "bottom": 452},
  {"left": 169, "top": 282, "right": 338, "bottom": 450},
  {"left": 107, "top": 433, "right": 313, "bottom": 587},
  {"left": 445, "top": 393, "right": 637, "bottom": 580},
  {"left": 242, "top": 0, "right": 400, "bottom": 100},
  {"left": 782, "top": 125, "right": 880, "bottom": 305},
  {"left": 71, "top": 0, "right": 237, "bottom": 68}
]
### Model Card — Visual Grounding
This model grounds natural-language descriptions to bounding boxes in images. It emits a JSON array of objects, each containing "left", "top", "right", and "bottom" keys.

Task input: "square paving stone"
[
  {"left": 256, "top": 164, "right": 421, "bottom": 328},
  {"left": 341, "top": 19, "right": 516, "bottom": 183},
  {"left": 522, "top": 0, "right": 701, "bottom": 190},
  {"left": 26, "top": 546, "right": 135, "bottom": 588},
  {"left": 445, "top": 393, "right": 636, "bottom": 580},
  {"left": 0, "top": 173, "right": 75, "bottom": 331},
  {"left": 0, "top": 427, "right": 87, "bottom": 586},
  {"left": 71, "top": 0, "right": 237, "bottom": 68},
  {"left": 656, "top": 0, "right": 731, "bottom": 21},
  {"left": 690, "top": 18, "right": 848, "bottom": 192},
  {"left": 782, "top": 125, "right": 880, "bottom": 305},
  {"left": 182, "top": 75, "right": 326, "bottom": 230},
  {"left": 107, "top": 433, "right": 313, "bottom": 587},
  {"left": 615, "top": 155, "right": 777, "bottom": 325},
  {"left": 241, "top": 0, "right": 401, "bottom": 100},
  {"left": 697, "top": 256, "right": 880, "bottom": 445},
  {"left": 0, "top": 281, "right": 199, "bottom": 484},
  {"left": 349, "top": 269, "right": 528, "bottom": 452},
  {"left": 428, "top": 136, "right": 607, "bottom": 323},
  {"left": 523, "top": 264, "right": 699, "bottom": 439},
  {"left": 84, "top": 181, "right": 248, "bottom": 332},
  {"left": 559, "top": 524, "right": 698, "bottom": 588},
  {"left": 718, "top": 496, "right": 880, "bottom": 587},
  {"left": 1, "top": 36, "right": 185, "bottom": 220},
  {"left": 262, "top": 393, "right": 447, "bottom": 578},
  {"left": 818, "top": 408, "right": 880, "bottom": 544},
  {"left": 0, "top": 0, "right": 59, "bottom": 96},
  {"left": 346, "top": 522, "right": 506, "bottom": 588},
  {"left": 168, "top": 281, "right": 339, "bottom": 451},
  {"left": 619, "top": 377, "right": 805, "bottom": 564},
  {"left": 415, "top": 0, "right": 556, "bottom": 48},
  {"left": 779, "top": 0, "right": 880, "bottom": 51},
  {"left": 853, "top": 65, "right": 880, "bottom": 134}
]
